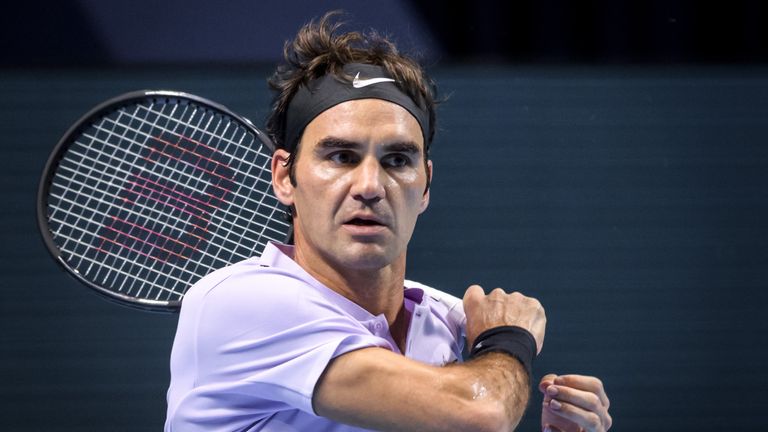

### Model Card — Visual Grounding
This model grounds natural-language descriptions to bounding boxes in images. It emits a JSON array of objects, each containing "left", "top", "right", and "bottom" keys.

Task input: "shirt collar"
[{"left": 258, "top": 241, "right": 429, "bottom": 316}]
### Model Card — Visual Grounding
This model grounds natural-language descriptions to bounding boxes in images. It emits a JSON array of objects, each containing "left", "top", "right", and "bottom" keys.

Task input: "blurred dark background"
[
  {"left": 4, "top": 0, "right": 768, "bottom": 66},
  {"left": 1, "top": 1, "right": 766, "bottom": 431}
]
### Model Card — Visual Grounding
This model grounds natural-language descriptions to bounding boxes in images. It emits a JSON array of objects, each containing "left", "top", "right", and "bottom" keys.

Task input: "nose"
[{"left": 351, "top": 157, "right": 385, "bottom": 204}]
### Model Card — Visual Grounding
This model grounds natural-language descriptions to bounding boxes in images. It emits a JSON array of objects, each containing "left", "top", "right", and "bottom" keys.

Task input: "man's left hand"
[{"left": 539, "top": 374, "right": 612, "bottom": 432}]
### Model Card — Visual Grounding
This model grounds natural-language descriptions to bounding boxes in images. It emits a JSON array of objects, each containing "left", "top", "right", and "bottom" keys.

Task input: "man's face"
[{"left": 275, "top": 98, "right": 431, "bottom": 272}]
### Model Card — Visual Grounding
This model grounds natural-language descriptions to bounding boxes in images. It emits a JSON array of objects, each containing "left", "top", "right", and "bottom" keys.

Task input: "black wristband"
[{"left": 468, "top": 326, "right": 537, "bottom": 378}]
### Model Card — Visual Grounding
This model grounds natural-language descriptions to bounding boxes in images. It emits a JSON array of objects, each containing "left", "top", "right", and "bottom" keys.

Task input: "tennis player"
[{"left": 165, "top": 12, "right": 612, "bottom": 432}]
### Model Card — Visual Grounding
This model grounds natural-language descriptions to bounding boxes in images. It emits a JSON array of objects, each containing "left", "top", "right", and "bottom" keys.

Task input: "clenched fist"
[{"left": 462, "top": 285, "right": 546, "bottom": 354}]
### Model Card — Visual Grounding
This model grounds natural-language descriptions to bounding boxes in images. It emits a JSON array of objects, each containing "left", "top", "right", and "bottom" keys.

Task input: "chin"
[{"left": 337, "top": 244, "right": 400, "bottom": 270}]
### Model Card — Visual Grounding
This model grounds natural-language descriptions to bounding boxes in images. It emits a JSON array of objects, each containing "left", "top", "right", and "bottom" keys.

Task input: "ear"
[
  {"left": 419, "top": 159, "right": 432, "bottom": 214},
  {"left": 271, "top": 149, "right": 295, "bottom": 207}
]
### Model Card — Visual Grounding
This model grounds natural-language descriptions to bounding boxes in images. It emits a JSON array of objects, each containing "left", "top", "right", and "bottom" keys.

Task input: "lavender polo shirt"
[{"left": 165, "top": 242, "right": 464, "bottom": 431}]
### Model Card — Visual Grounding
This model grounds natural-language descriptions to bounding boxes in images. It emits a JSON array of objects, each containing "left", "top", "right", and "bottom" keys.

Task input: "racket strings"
[
  {"left": 101, "top": 105, "right": 284, "bottom": 224},
  {"left": 51, "top": 125, "right": 236, "bottom": 294},
  {"left": 49, "top": 103, "right": 200, "bottom": 299},
  {"left": 49, "top": 159, "right": 281, "bottom": 267},
  {"left": 46, "top": 98, "right": 289, "bottom": 303},
  {"left": 69, "top": 106, "right": 286, "bottom": 248}
]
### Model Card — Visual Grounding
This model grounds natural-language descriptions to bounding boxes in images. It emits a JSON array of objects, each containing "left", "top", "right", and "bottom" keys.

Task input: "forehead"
[{"left": 301, "top": 99, "right": 424, "bottom": 149}]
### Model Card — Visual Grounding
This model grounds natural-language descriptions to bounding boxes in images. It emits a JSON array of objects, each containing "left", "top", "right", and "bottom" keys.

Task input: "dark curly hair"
[{"left": 266, "top": 11, "right": 438, "bottom": 168}]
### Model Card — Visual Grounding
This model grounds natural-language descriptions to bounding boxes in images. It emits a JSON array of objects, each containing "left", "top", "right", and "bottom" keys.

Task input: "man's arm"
[
  {"left": 313, "top": 285, "right": 546, "bottom": 432},
  {"left": 314, "top": 348, "right": 529, "bottom": 432}
]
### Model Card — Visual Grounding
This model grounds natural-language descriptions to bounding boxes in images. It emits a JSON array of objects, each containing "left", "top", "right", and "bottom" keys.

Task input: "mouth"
[
  {"left": 346, "top": 217, "right": 385, "bottom": 227},
  {"left": 342, "top": 214, "right": 389, "bottom": 234}
]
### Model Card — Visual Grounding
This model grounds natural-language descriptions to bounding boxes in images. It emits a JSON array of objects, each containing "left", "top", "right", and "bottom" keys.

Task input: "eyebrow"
[
  {"left": 316, "top": 137, "right": 422, "bottom": 154},
  {"left": 316, "top": 137, "right": 360, "bottom": 150}
]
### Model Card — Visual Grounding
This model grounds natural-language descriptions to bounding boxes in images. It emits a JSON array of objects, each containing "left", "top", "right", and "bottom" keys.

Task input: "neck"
[
  {"left": 313, "top": 263, "right": 411, "bottom": 353},
  {"left": 289, "top": 229, "right": 413, "bottom": 351},
  {"left": 295, "top": 245, "right": 407, "bottom": 323}
]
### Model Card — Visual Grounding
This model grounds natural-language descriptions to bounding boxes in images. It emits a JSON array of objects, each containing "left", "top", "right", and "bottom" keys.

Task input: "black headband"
[{"left": 284, "top": 63, "right": 430, "bottom": 152}]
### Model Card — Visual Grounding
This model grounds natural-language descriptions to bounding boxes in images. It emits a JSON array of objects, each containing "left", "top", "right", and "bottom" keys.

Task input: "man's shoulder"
[
  {"left": 181, "top": 257, "right": 320, "bottom": 311},
  {"left": 404, "top": 279, "right": 466, "bottom": 348}
]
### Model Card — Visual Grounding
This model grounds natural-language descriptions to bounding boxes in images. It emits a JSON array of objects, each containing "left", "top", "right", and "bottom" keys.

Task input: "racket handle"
[{"left": 406, "top": 280, "right": 466, "bottom": 339}]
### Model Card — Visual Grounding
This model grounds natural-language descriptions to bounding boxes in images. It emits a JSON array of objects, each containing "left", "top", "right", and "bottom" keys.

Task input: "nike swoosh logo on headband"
[{"left": 352, "top": 72, "right": 396, "bottom": 88}]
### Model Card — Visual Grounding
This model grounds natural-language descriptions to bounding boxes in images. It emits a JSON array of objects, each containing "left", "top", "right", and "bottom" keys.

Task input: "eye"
[
  {"left": 328, "top": 151, "right": 359, "bottom": 165},
  {"left": 382, "top": 153, "right": 413, "bottom": 168}
]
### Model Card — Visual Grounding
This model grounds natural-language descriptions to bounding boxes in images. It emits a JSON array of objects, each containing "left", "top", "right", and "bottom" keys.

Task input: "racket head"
[{"left": 37, "top": 90, "right": 291, "bottom": 312}]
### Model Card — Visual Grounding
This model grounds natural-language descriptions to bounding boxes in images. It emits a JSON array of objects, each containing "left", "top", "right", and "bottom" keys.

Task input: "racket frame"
[{"left": 36, "top": 90, "right": 281, "bottom": 312}]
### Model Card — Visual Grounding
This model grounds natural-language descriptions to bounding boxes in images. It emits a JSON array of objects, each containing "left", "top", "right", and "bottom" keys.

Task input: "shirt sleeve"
[{"left": 188, "top": 267, "right": 392, "bottom": 419}]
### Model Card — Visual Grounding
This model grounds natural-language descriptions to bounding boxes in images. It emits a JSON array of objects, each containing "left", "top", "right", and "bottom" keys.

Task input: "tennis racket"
[
  {"left": 37, "top": 89, "right": 466, "bottom": 335},
  {"left": 37, "top": 90, "right": 290, "bottom": 312}
]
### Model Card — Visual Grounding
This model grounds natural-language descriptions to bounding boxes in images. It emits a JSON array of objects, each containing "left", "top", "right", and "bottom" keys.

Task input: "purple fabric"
[{"left": 165, "top": 242, "right": 463, "bottom": 431}]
